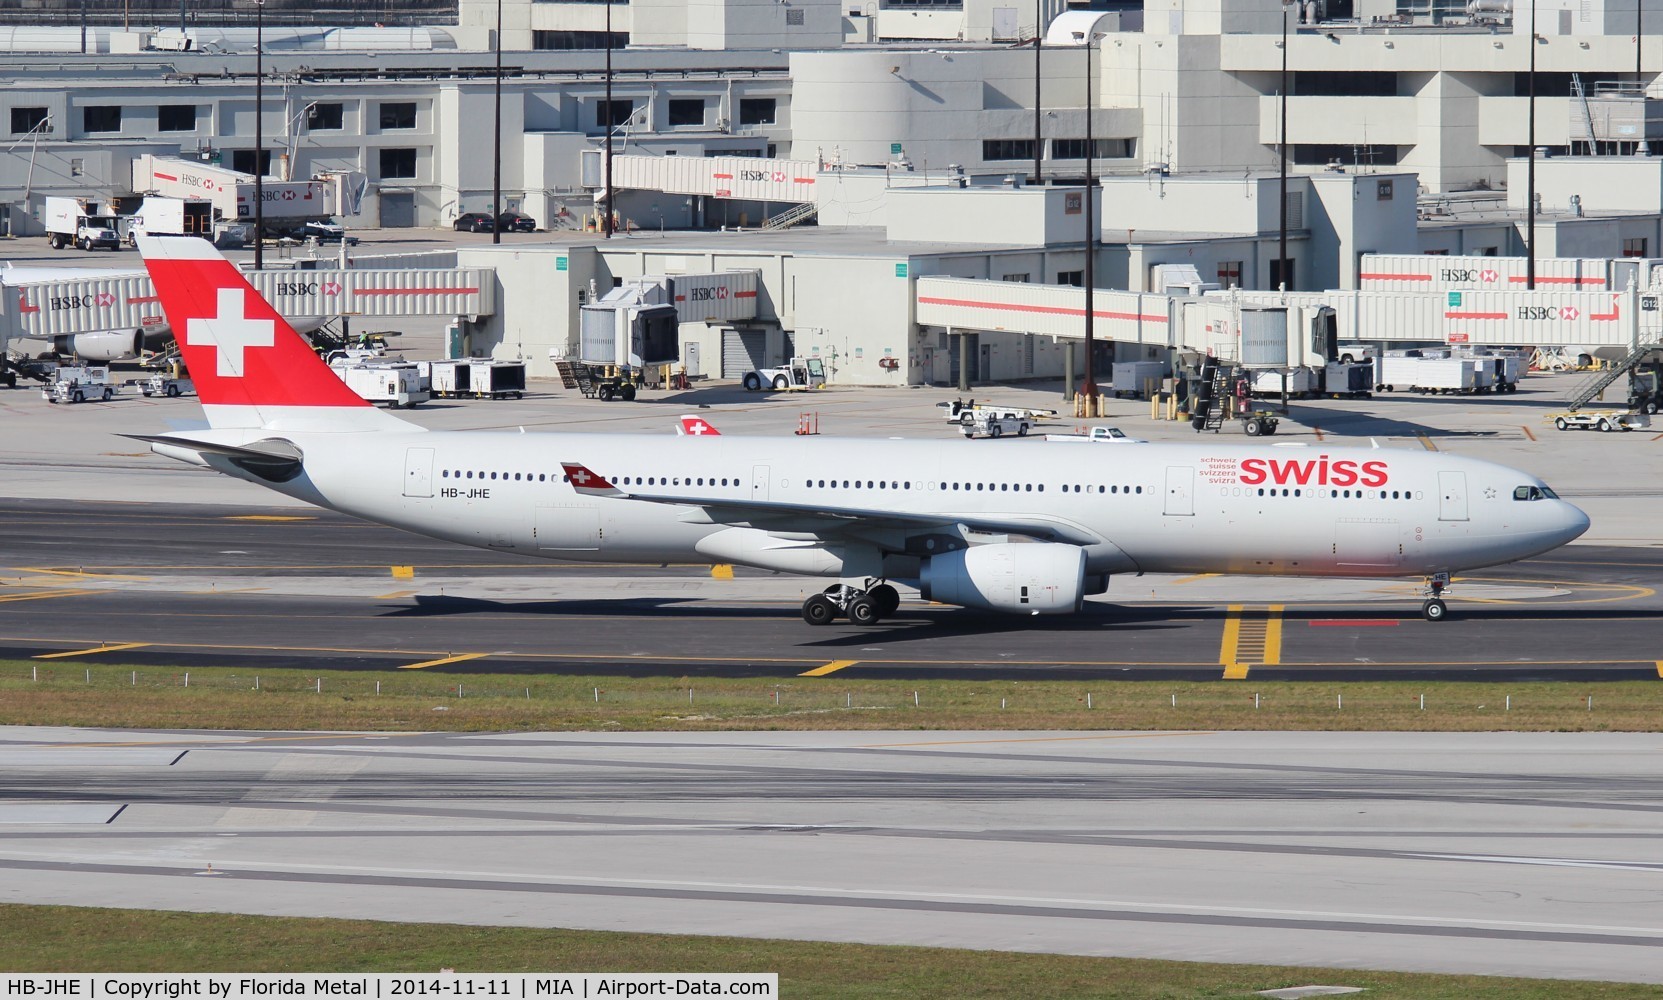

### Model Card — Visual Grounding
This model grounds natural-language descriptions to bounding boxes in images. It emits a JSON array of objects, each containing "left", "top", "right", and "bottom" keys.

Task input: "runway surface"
[
  {"left": 1, "top": 726, "right": 1660, "bottom": 983},
  {"left": 1, "top": 498, "right": 1660, "bottom": 680}
]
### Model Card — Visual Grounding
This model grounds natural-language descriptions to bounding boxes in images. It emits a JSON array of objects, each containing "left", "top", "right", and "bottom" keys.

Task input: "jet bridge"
[{"left": 1, "top": 267, "right": 497, "bottom": 344}]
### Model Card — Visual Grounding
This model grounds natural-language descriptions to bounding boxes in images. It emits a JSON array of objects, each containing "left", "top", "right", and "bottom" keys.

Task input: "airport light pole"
[
  {"left": 1527, "top": 0, "right": 1536, "bottom": 290},
  {"left": 603, "top": 0, "right": 615, "bottom": 238},
  {"left": 1278, "top": 2, "right": 1289, "bottom": 291},
  {"left": 1033, "top": 0, "right": 1043, "bottom": 185},
  {"left": 1081, "top": 31, "right": 1102, "bottom": 403},
  {"left": 492, "top": 0, "right": 502, "bottom": 245},
  {"left": 254, "top": 0, "right": 264, "bottom": 271}
]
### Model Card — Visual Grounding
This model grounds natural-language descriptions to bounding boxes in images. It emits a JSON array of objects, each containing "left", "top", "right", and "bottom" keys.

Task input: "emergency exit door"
[
  {"left": 1164, "top": 466, "right": 1194, "bottom": 516},
  {"left": 1438, "top": 471, "right": 1468, "bottom": 521},
  {"left": 403, "top": 447, "right": 434, "bottom": 498}
]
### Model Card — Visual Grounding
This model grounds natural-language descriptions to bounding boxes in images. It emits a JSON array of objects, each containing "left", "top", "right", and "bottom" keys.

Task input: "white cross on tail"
[{"left": 185, "top": 287, "right": 276, "bottom": 377}]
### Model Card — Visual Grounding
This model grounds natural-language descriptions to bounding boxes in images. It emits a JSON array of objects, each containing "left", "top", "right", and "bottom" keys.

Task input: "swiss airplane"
[{"left": 131, "top": 236, "right": 1589, "bottom": 625}]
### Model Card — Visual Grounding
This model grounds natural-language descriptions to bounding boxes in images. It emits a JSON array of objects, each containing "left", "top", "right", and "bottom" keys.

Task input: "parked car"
[
  {"left": 453, "top": 212, "right": 496, "bottom": 233},
  {"left": 496, "top": 211, "right": 538, "bottom": 233},
  {"left": 292, "top": 219, "right": 358, "bottom": 245}
]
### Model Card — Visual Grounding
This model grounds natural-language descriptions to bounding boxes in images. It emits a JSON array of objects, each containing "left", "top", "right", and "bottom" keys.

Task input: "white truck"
[
  {"left": 122, "top": 196, "right": 246, "bottom": 248},
  {"left": 938, "top": 399, "right": 1058, "bottom": 438},
  {"left": 138, "top": 373, "right": 194, "bottom": 398},
  {"left": 742, "top": 357, "right": 826, "bottom": 391},
  {"left": 44, "top": 197, "right": 122, "bottom": 251},
  {"left": 1551, "top": 411, "right": 1648, "bottom": 432},
  {"left": 329, "top": 361, "right": 430, "bottom": 408},
  {"left": 42, "top": 365, "right": 116, "bottom": 403}
]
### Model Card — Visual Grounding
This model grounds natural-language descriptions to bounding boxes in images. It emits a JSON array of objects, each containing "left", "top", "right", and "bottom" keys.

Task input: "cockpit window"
[{"left": 1513, "top": 485, "right": 1557, "bottom": 501}]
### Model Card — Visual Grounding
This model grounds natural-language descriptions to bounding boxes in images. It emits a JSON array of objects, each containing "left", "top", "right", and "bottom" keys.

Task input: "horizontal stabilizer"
[{"left": 123, "top": 433, "right": 304, "bottom": 481}]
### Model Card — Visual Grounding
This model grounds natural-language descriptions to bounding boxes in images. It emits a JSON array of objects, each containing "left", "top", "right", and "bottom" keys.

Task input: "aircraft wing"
[{"left": 559, "top": 461, "right": 1102, "bottom": 545}]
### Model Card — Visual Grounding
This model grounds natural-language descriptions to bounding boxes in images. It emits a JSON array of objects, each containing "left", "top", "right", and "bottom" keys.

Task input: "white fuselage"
[{"left": 195, "top": 430, "right": 1588, "bottom": 586}]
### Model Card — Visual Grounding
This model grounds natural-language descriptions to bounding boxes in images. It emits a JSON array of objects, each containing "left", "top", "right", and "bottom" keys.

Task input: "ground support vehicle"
[
  {"left": 1241, "top": 411, "right": 1280, "bottom": 437},
  {"left": 44, "top": 197, "right": 121, "bottom": 251},
  {"left": 1321, "top": 362, "right": 1374, "bottom": 400},
  {"left": 1551, "top": 411, "right": 1647, "bottom": 432},
  {"left": 42, "top": 365, "right": 115, "bottom": 403},
  {"left": 329, "top": 361, "right": 430, "bottom": 408},
  {"left": 1044, "top": 426, "right": 1142, "bottom": 443},
  {"left": 961, "top": 410, "right": 1034, "bottom": 439},
  {"left": 743, "top": 357, "right": 827, "bottom": 391},
  {"left": 138, "top": 374, "right": 194, "bottom": 398},
  {"left": 939, "top": 399, "right": 1058, "bottom": 430}
]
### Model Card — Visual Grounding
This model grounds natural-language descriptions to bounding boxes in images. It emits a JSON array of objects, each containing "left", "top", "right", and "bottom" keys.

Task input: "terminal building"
[{"left": 1, "top": 0, "right": 1662, "bottom": 384}]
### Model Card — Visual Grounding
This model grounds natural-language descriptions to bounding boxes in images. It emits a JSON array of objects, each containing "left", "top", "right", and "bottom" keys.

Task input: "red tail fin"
[
  {"left": 136, "top": 236, "right": 399, "bottom": 430},
  {"left": 677, "top": 414, "right": 721, "bottom": 436}
]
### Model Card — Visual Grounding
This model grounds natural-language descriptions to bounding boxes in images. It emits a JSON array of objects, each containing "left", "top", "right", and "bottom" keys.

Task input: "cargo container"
[
  {"left": 1248, "top": 367, "right": 1318, "bottom": 398},
  {"left": 1322, "top": 361, "right": 1374, "bottom": 398},
  {"left": 429, "top": 359, "right": 526, "bottom": 399},
  {"left": 329, "top": 361, "right": 430, "bottom": 408},
  {"left": 1378, "top": 353, "right": 1480, "bottom": 394},
  {"left": 1110, "top": 361, "right": 1166, "bottom": 399}
]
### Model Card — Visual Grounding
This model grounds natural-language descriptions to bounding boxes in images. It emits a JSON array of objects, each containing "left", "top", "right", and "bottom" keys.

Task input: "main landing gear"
[
  {"left": 802, "top": 581, "right": 901, "bottom": 626},
  {"left": 1421, "top": 572, "right": 1452, "bottom": 622}
]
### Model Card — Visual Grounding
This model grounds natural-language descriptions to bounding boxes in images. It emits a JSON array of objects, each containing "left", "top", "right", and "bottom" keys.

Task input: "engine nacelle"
[
  {"left": 919, "top": 542, "right": 1086, "bottom": 615},
  {"left": 55, "top": 329, "right": 143, "bottom": 362}
]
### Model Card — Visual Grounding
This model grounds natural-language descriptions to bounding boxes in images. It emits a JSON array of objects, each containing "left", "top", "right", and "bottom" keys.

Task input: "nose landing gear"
[
  {"left": 1421, "top": 572, "right": 1452, "bottom": 622},
  {"left": 801, "top": 581, "right": 901, "bottom": 626}
]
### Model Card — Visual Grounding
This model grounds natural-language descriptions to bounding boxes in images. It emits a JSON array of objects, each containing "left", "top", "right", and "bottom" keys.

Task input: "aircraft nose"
[{"left": 1555, "top": 501, "right": 1591, "bottom": 545}]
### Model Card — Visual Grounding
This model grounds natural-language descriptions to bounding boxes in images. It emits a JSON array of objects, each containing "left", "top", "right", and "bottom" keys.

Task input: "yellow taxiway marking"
[
  {"left": 33, "top": 642, "right": 151, "bottom": 660},
  {"left": 13, "top": 567, "right": 149, "bottom": 581},
  {"left": 799, "top": 659, "right": 859, "bottom": 677},
  {"left": 0, "top": 589, "right": 97, "bottom": 604},
  {"left": 376, "top": 589, "right": 418, "bottom": 599},
  {"left": 864, "top": 732, "right": 1218, "bottom": 748},
  {"left": 1417, "top": 435, "right": 1439, "bottom": 452},
  {"left": 221, "top": 515, "right": 317, "bottom": 522},
  {"left": 1169, "top": 573, "right": 1220, "bottom": 586},
  {"left": 1220, "top": 604, "right": 1283, "bottom": 679},
  {"left": 399, "top": 652, "right": 491, "bottom": 670}
]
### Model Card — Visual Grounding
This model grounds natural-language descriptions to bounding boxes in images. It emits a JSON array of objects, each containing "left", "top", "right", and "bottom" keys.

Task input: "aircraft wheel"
[
  {"left": 801, "top": 594, "right": 838, "bottom": 626},
  {"left": 846, "top": 595, "right": 881, "bottom": 626},
  {"left": 1555, "top": 417, "right": 1569, "bottom": 430},
  {"left": 868, "top": 584, "right": 900, "bottom": 618},
  {"left": 1422, "top": 598, "right": 1447, "bottom": 622},
  {"left": 743, "top": 373, "right": 761, "bottom": 391},
  {"left": 620, "top": 384, "right": 637, "bottom": 402},
  {"left": 772, "top": 375, "right": 789, "bottom": 390}
]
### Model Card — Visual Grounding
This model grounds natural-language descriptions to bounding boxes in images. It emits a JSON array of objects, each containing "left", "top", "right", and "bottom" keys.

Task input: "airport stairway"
[
  {"left": 1566, "top": 342, "right": 1661, "bottom": 411},
  {"left": 760, "top": 202, "right": 819, "bottom": 231}
]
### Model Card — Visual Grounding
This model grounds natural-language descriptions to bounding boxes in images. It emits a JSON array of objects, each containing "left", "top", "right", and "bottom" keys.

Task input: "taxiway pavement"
[{"left": 2, "top": 726, "right": 1660, "bottom": 983}]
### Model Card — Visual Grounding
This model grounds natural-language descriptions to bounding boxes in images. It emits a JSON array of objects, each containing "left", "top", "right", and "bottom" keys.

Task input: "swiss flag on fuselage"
[{"left": 136, "top": 236, "right": 368, "bottom": 410}]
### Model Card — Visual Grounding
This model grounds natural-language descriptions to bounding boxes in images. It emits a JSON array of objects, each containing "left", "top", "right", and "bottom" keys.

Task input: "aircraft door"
[
  {"left": 1163, "top": 466, "right": 1195, "bottom": 516},
  {"left": 402, "top": 447, "right": 434, "bottom": 498},
  {"left": 751, "top": 465, "right": 771, "bottom": 501},
  {"left": 1438, "top": 471, "right": 1469, "bottom": 521}
]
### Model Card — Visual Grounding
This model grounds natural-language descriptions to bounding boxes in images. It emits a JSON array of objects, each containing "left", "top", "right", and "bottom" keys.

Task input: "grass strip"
[
  {"left": 1, "top": 903, "right": 1655, "bottom": 999},
  {"left": 1, "top": 660, "right": 1658, "bottom": 732}
]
